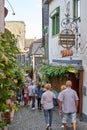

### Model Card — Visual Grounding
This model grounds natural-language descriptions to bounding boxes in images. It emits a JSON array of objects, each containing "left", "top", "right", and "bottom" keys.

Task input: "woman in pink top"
[{"left": 41, "top": 83, "right": 56, "bottom": 130}]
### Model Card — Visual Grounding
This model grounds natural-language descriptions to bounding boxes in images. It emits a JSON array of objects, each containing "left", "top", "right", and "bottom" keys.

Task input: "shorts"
[{"left": 62, "top": 112, "right": 76, "bottom": 124}]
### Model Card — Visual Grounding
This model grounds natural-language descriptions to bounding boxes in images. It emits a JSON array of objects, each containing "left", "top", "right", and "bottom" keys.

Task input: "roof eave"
[{"left": 42, "top": 0, "right": 52, "bottom": 4}]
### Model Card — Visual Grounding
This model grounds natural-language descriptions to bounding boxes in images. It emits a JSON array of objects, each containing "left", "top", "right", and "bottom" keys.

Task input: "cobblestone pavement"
[{"left": 8, "top": 104, "right": 87, "bottom": 130}]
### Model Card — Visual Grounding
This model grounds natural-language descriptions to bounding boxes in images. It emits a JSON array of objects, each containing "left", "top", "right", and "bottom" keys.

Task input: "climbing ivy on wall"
[
  {"left": 0, "top": 31, "right": 24, "bottom": 112},
  {"left": 39, "top": 64, "right": 78, "bottom": 82}
]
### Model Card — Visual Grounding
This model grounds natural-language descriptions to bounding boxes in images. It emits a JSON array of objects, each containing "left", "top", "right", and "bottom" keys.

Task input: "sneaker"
[
  {"left": 46, "top": 124, "right": 49, "bottom": 130},
  {"left": 32, "top": 107, "right": 35, "bottom": 110},
  {"left": 61, "top": 125, "right": 64, "bottom": 128}
]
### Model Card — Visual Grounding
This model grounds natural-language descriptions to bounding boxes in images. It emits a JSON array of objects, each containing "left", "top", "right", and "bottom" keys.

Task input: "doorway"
[{"left": 69, "top": 71, "right": 83, "bottom": 120}]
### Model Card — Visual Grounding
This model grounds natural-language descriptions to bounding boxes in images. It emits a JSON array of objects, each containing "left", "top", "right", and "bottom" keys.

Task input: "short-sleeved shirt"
[
  {"left": 28, "top": 85, "right": 33, "bottom": 96},
  {"left": 41, "top": 90, "right": 56, "bottom": 110},
  {"left": 28, "top": 85, "right": 36, "bottom": 96},
  {"left": 58, "top": 87, "right": 79, "bottom": 113},
  {"left": 35, "top": 87, "right": 42, "bottom": 98}
]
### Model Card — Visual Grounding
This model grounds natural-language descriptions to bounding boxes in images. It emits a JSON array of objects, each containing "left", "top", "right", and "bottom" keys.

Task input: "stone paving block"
[{"left": 8, "top": 105, "right": 87, "bottom": 130}]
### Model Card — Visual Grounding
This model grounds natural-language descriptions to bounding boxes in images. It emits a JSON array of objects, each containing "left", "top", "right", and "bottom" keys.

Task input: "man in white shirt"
[
  {"left": 28, "top": 82, "right": 33, "bottom": 105},
  {"left": 28, "top": 82, "right": 36, "bottom": 110}
]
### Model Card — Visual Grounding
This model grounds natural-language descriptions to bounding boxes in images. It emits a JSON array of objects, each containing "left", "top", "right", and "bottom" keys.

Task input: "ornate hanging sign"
[
  {"left": 58, "top": 1, "right": 80, "bottom": 57},
  {"left": 58, "top": 29, "right": 75, "bottom": 49}
]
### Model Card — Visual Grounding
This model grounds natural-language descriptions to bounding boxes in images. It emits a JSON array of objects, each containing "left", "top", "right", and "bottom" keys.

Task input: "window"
[
  {"left": 73, "top": 0, "right": 80, "bottom": 18},
  {"left": 50, "top": 7, "right": 60, "bottom": 36}
]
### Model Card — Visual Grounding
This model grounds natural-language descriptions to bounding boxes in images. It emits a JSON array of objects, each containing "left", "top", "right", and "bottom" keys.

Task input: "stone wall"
[
  {"left": 5, "top": 21, "right": 25, "bottom": 52},
  {"left": 0, "top": 0, "right": 5, "bottom": 32}
]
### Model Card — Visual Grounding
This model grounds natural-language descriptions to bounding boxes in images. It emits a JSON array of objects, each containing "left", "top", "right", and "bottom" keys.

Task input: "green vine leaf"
[{"left": 39, "top": 64, "right": 78, "bottom": 81}]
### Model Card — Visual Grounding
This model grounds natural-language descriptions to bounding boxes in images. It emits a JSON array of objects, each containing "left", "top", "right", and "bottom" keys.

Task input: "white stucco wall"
[
  {"left": 80, "top": 0, "right": 87, "bottom": 115},
  {"left": 48, "top": 0, "right": 87, "bottom": 117},
  {"left": 48, "top": 0, "right": 74, "bottom": 64}
]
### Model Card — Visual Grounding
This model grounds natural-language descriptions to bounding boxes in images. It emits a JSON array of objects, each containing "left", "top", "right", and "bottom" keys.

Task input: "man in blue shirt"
[{"left": 35, "top": 84, "right": 42, "bottom": 110}]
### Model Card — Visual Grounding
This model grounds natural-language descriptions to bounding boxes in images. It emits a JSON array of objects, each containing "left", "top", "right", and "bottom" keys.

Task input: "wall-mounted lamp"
[{"left": 6, "top": 0, "right": 15, "bottom": 15}]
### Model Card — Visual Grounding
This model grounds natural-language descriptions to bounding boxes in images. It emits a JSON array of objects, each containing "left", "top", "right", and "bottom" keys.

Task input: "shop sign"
[{"left": 58, "top": 29, "right": 75, "bottom": 49}]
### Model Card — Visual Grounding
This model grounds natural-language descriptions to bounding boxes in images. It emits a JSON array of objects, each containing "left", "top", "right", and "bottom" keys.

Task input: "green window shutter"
[
  {"left": 56, "top": 7, "right": 60, "bottom": 34},
  {"left": 54, "top": 16, "right": 56, "bottom": 35},
  {"left": 51, "top": 7, "right": 60, "bottom": 36},
  {"left": 73, "top": 0, "right": 77, "bottom": 18},
  {"left": 52, "top": 17, "right": 55, "bottom": 35},
  {"left": 73, "top": 0, "right": 80, "bottom": 19},
  {"left": 56, "top": 15, "right": 58, "bottom": 34},
  {"left": 56, "top": 16, "right": 59, "bottom": 34},
  {"left": 73, "top": 0, "right": 75, "bottom": 18}
]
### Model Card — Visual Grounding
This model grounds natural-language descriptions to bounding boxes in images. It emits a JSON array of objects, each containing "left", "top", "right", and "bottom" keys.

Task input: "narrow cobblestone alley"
[
  {"left": 8, "top": 106, "right": 60, "bottom": 130},
  {"left": 8, "top": 104, "right": 87, "bottom": 130}
]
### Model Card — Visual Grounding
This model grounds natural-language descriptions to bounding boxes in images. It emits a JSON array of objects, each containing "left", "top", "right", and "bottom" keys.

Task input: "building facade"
[
  {"left": 29, "top": 38, "right": 44, "bottom": 80},
  {"left": 5, "top": 21, "right": 27, "bottom": 67},
  {"left": 5, "top": 21, "right": 25, "bottom": 52},
  {"left": 42, "top": 0, "right": 49, "bottom": 61},
  {"left": 42, "top": 0, "right": 87, "bottom": 121},
  {"left": 80, "top": 0, "right": 87, "bottom": 121},
  {"left": 0, "top": 0, "right": 5, "bottom": 32}
]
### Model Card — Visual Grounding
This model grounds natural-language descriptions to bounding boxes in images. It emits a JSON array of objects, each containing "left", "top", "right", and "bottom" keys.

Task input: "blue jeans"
[
  {"left": 32, "top": 96, "right": 35, "bottom": 108},
  {"left": 44, "top": 108, "right": 53, "bottom": 126}
]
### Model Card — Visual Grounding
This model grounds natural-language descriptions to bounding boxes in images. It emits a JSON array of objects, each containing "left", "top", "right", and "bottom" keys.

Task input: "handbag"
[{"left": 53, "top": 98, "right": 58, "bottom": 106}]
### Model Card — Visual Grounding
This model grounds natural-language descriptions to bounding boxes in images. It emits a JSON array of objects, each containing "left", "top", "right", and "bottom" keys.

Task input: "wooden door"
[
  {"left": 69, "top": 71, "right": 83, "bottom": 120},
  {"left": 69, "top": 72, "right": 79, "bottom": 96}
]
